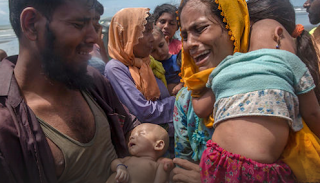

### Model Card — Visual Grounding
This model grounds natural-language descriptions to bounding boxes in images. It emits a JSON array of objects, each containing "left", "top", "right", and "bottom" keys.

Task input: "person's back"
[{"left": 211, "top": 19, "right": 317, "bottom": 162}]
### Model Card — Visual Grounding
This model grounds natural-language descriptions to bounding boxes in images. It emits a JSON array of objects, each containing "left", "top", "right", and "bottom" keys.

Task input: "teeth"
[
  {"left": 79, "top": 52, "right": 88, "bottom": 55},
  {"left": 194, "top": 50, "right": 210, "bottom": 59}
]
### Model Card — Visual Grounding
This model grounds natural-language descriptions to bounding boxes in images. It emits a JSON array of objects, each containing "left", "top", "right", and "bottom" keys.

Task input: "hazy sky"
[
  {"left": 0, "top": 0, "right": 180, "bottom": 26},
  {"left": 0, "top": 0, "right": 309, "bottom": 26}
]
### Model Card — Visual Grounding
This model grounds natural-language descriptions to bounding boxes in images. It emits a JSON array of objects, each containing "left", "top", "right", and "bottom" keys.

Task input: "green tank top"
[{"left": 39, "top": 92, "right": 117, "bottom": 183}]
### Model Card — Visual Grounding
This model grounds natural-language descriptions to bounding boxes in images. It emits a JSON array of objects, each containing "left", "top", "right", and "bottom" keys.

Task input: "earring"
[{"left": 276, "top": 39, "right": 281, "bottom": 49}]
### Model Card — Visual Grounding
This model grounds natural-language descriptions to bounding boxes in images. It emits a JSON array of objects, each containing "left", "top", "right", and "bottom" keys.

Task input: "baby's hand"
[
  {"left": 115, "top": 164, "right": 129, "bottom": 183},
  {"left": 172, "top": 83, "right": 184, "bottom": 95}
]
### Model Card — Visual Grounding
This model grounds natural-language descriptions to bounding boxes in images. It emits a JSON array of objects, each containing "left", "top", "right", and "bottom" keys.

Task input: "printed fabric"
[
  {"left": 200, "top": 140, "right": 295, "bottom": 182},
  {"left": 174, "top": 87, "right": 214, "bottom": 162},
  {"left": 281, "top": 120, "right": 320, "bottom": 182},
  {"left": 168, "top": 39, "right": 182, "bottom": 55},
  {"left": 207, "top": 49, "right": 315, "bottom": 131}
]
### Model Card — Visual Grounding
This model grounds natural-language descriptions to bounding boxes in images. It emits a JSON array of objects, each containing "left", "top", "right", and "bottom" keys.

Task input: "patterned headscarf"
[
  {"left": 108, "top": 8, "right": 160, "bottom": 101},
  {"left": 179, "top": 0, "right": 250, "bottom": 127}
]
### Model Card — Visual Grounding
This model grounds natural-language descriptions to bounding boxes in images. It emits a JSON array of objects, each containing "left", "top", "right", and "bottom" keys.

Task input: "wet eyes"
[
  {"left": 72, "top": 22, "right": 100, "bottom": 33},
  {"left": 73, "top": 23, "right": 84, "bottom": 29},
  {"left": 181, "top": 25, "right": 208, "bottom": 41},
  {"left": 195, "top": 26, "right": 207, "bottom": 33},
  {"left": 94, "top": 24, "right": 101, "bottom": 33}
]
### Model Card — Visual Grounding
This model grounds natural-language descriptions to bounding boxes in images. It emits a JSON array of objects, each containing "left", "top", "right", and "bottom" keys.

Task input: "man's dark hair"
[
  {"left": 95, "top": 1, "right": 104, "bottom": 16},
  {"left": 9, "top": 0, "right": 98, "bottom": 38}
]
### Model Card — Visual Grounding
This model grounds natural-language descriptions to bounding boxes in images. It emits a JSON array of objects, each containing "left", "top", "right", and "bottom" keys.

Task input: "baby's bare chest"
[{"left": 125, "top": 158, "right": 158, "bottom": 183}]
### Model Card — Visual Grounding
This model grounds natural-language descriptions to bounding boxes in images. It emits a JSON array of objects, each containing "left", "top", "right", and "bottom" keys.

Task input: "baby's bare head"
[
  {"left": 249, "top": 19, "right": 296, "bottom": 54},
  {"left": 129, "top": 123, "right": 169, "bottom": 158}
]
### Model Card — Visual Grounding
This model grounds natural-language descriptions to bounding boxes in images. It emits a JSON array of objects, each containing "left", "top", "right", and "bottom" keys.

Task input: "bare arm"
[
  {"left": 170, "top": 83, "right": 184, "bottom": 96},
  {"left": 299, "top": 90, "right": 320, "bottom": 139},
  {"left": 110, "top": 158, "right": 130, "bottom": 183},
  {"left": 154, "top": 162, "right": 171, "bottom": 183},
  {"left": 191, "top": 88, "right": 215, "bottom": 118}
]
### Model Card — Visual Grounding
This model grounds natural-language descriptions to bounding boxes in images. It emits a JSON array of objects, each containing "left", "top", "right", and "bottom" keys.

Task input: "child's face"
[
  {"left": 151, "top": 33, "right": 171, "bottom": 61},
  {"left": 128, "top": 124, "right": 158, "bottom": 156}
]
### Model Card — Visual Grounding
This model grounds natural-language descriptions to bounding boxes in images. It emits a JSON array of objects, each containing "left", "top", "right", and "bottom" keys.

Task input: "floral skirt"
[{"left": 200, "top": 140, "right": 295, "bottom": 182}]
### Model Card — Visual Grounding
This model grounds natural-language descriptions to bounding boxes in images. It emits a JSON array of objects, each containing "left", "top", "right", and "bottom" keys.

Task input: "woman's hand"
[
  {"left": 157, "top": 157, "right": 174, "bottom": 172},
  {"left": 171, "top": 158, "right": 201, "bottom": 183}
]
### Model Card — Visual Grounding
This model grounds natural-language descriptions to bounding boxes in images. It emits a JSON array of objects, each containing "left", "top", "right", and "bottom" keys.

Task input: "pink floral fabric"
[
  {"left": 168, "top": 39, "right": 182, "bottom": 55},
  {"left": 200, "top": 140, "right": 296, "bottom": 182}
]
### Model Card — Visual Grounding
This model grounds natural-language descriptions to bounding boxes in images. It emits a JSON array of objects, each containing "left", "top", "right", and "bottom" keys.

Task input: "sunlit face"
[
  {"left": 39, "top": 0, "right": 100, "bottom": 89},
  {"left": 151, "top": 32, "right": 170, "bottom": 61},
  {"left": 46, "top": 0, "right": 100, "bottom": 70},
  {"left": 304, "top": 0, "right": 320, "bottom": 24},
  {"left": 180, "top": 0, "right": 234, "bottom": 71},
  {"left": 128, "top": 124, "right": 158, "bottom": 157},
  {"left": 133, "top": 21, "right": 154, "bottom": 58},
  {"left": 155, "top": 12, "right": 178, "bottom": 41}
]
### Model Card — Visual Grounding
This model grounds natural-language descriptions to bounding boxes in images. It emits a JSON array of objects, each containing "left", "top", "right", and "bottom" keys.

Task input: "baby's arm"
[
  {"left": 171, "top": 83, "right": 184, "bottom": 96},
  {"left": 192, "top": 88, "right": 215, "bottom": 118},
  {"left": 154, "top": 162, "right": 171, "bottom": 183},
  {"left": 111, "top": 158, "right": 130, "bottom": 183},
  {"left": 299, "top": 90, "right": 320, "bottom": 139}
]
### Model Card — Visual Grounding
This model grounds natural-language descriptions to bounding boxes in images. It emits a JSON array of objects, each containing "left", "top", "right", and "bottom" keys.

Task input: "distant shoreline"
[{"left": 0, "top": 7, "right": 318, "bottom": 57}]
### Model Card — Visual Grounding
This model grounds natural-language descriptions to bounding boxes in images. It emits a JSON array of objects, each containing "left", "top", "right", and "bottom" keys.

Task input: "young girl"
[
  {"left": 151, "top": 27, "right": 183, "bottom": 95},
  {"left": 152, "top": 3, "right": 181, "bottom": 55},
  {"left": 193, "top": 19, "right": 320, "bottom": 181}
]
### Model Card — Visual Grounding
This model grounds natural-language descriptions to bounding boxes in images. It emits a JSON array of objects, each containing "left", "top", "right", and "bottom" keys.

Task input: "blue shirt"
[{"left": 161, "top": 54, "right": 181, "bottom": 84}]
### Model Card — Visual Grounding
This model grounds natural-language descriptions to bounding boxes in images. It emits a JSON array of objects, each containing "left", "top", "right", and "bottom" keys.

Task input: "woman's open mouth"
[{"left": 193, "top": 50, "right": 210, "bottom": 66}]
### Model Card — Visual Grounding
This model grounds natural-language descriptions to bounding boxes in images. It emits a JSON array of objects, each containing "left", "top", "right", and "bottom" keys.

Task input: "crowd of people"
[{"left": 0, "top": 0, "right": 320, "bottom": 182}]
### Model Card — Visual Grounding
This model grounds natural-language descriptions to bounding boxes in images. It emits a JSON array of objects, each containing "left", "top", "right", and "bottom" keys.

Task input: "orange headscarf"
[
  {"left": 179, "top": 0, "right": 250, "bottom": 127},
  {"left": 108, "top": 8, "right": 160, "bottom": 101}
]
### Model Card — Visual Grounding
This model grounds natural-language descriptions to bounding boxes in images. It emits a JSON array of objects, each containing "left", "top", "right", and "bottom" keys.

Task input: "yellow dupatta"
[
  {"left": 179, "top": 0, "right": 250, "bottom": 127},
  {"left": 281, "top": 120, "right": 320, "bottom": 182},
  {"left": 150, "top": 55, "right": 167, "bottom": 87},
  {"left": 108, "top": 8, "right": 160, "bottom": 101}
]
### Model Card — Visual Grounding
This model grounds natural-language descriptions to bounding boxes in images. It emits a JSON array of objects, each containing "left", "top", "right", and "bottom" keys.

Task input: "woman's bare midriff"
[{"left": 211, "top": 116, "right": 289, "bottom": 164}]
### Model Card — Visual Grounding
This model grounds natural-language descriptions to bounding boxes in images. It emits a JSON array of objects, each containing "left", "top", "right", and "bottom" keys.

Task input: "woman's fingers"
[
  {"left": 172, "top": 167, "right": 201, "bottom": 183},
  {"left": 173, "top": 158, "right": 200, "bottom": 171},
  {"left": 171, "top": 158, "right": 201, "bottom": 183}
]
